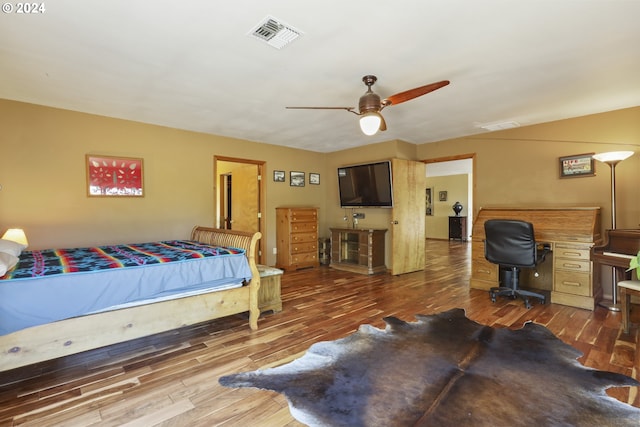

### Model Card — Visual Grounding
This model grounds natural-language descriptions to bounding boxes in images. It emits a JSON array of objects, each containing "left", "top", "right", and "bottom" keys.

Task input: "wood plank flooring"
[{"left": 1, "top": 240, "right": 638, "bottom": 426}]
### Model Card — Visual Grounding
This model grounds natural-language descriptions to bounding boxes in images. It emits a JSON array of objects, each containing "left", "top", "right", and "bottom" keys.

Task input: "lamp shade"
[
  {"left": 359, "top": 112, "right": 382, "bottom": 136},
  {"left": 592, "top": 151, "right": 634, "bottom": 163},
  {"left": 2, "top": 228, "right": 28, "bottom": 248}
]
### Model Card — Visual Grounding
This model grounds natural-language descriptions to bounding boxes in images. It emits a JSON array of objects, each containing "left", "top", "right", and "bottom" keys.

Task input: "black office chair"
[{"left": 484, "top": 219, "right": 550, "bottom": 309}]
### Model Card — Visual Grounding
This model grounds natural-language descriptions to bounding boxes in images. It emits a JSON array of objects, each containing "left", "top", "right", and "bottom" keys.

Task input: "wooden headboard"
[{"left": 191, "top": 226, "right": 260, "bottom": 260}]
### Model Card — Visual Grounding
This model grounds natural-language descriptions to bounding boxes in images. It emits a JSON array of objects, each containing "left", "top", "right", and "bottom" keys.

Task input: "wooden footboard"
[
  {"left": 190, "top": 226, "right": 262, "bottom": 330},
  {"left": 0, "top": 227, "right": 262, "bottom": 372}
]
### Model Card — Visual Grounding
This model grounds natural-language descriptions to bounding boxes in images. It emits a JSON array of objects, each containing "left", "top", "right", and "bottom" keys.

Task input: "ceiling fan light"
[{"left": 359, "top": 112, "right": 381, "bottom": 136}]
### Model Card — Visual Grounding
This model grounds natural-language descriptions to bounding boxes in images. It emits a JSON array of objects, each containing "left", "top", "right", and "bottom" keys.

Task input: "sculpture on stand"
[{"left": 452, "top": 201, "right": 463, "bottom": 216}]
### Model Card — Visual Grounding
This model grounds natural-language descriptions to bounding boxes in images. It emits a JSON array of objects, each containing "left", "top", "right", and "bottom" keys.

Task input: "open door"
[
  {"left": 215, "top": 156, "right": 265, "bottom": 264},
  {"left": 230, "top": 163, "right": 259, "bottom": 232},
  {"left": 390, "top": 158, "right": 426, "bottom": 275}
]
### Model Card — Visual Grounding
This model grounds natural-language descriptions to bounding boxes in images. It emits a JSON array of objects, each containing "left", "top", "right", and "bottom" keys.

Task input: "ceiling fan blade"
[
  {"left": 383, "top": 80, "right": 450, "bottom": 107},
  {"left": 286, "top": 106, "right": 355, "bottom": 112}
]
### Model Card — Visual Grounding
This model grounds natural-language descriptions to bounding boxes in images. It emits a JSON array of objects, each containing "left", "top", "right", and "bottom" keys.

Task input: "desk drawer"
[
  {"left": 472, "top": 259, "right": 498, "bottom": 282},
  {"left": 554, "top": 245, "right": 591, "bottom": 261},
  {"left": 554, "top": 271, "right": 591, "bottom": 296},
  {"left": 555, "top": 259, "right": 590, "bottom": 273}
]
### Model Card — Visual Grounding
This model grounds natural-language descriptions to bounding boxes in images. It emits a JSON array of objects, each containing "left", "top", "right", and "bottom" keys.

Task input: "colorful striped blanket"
[{"left": 2, "top": 240, "right": 244, "bottom": 280}]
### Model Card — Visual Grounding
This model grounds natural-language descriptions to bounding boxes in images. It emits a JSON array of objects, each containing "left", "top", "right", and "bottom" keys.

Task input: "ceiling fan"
[{"left": 286, "top": 75, "right": 450, "bottom": 136}]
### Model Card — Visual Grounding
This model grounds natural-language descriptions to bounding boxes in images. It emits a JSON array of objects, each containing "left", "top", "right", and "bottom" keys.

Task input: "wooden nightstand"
[{"left": 449, "top": 216, "right": 467, "bottom": 241}]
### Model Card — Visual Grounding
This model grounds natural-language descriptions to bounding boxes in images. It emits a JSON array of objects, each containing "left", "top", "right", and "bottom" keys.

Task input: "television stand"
[{"left": 330, "top": 228, "right": 387, "bottom": 275}]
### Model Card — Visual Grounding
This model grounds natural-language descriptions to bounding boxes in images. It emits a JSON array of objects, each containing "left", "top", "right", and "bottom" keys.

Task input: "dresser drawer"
[
  {"left": 554, "top": 259, "right": 590, "bottom": 273},
  {"left": 291, "top": 221, "right": 317, "bottom": 233},
  {"left": 291, "top": 252, "right": 317, "bottom": 264},
  {"left": 291, "top": 241, "right": 317, "bottom": 254},
  {"left": 554, "top": 271, "right": 591, "bottom": 296},
  {"left": 290, "top": 210, "right": 318, "bottom": 222},
  {"left": 291, "top": 231, "right": 318, "bottom": 244}
]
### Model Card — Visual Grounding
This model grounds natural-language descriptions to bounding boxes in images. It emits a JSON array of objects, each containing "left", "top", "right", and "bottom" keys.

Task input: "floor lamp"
[{"left": 592, "top": 150, "right": 634, "bottom": 311}]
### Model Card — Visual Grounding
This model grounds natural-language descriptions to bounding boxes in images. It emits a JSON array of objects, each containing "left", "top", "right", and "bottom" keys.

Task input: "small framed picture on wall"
[
  {"left": 559, "top": 153, "right": 595, "bottom": 178},
  {"left": 290, "top": 171, "right": 305, "bottom": 187}
]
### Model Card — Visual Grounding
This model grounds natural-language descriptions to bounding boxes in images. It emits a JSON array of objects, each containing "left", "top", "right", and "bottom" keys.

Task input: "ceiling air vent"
[
  {"left": 249, "top": 16, "right": 301, "bottom": 49},
  {"left": 477, "top": 120, "right": 520, "bottom": 131}
]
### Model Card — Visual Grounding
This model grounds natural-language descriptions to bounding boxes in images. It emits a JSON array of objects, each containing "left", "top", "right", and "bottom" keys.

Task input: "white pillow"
[
  {"left": 0, "top": 252, "right": 19, "bottom": 276},
  {"left": 0, "top": 238, "right": 26, "bottom": 257}
]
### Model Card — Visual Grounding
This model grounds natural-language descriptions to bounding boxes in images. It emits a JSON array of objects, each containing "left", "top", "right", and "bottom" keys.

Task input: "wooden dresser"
[
  {"left": 471, "top": 207, "right": 602, "bottom": 310},
  {"left": 276, "top": 207, "right": 319, "bottom": 271}
]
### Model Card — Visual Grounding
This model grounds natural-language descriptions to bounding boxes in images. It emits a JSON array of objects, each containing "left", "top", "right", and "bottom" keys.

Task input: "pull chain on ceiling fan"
[{"left": 286, "top": 75, "right": 450, "bottom": 136}]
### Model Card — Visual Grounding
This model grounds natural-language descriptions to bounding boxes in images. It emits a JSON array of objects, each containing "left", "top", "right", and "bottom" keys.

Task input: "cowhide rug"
[{"left": 219, "top": 308, "right": 640, "bottom": 426}]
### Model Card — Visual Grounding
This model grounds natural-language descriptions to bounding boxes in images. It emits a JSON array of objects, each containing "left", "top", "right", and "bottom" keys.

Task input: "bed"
[{"left": 0, "top": 226, "right": 261, "bottom": 372}]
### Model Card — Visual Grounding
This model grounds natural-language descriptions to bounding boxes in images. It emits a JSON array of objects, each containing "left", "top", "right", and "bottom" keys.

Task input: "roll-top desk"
[{"left": 471, "top": 207, "right": 602, "bottom": 310}]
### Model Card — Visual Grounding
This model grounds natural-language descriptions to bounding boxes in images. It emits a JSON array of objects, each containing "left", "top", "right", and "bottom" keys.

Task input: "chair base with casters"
[{"left": 490, "top": 266, "right": 546, "bottom": 309}]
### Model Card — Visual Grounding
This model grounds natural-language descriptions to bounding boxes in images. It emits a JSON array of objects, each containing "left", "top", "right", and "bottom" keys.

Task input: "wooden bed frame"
[{"left": 0, "top": 226, "right": 261, "bottom": 372}]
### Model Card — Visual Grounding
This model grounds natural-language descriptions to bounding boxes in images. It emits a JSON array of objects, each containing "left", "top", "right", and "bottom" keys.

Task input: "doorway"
[
  {"left": 423, "top": 154, "right": 475, "bottom": 240},
  {"left": 215, "top": 156, "right": 265, "bottom": 263}
]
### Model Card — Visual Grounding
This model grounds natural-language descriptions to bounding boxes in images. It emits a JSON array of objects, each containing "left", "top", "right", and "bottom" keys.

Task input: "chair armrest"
[{"left": 536, "top": 244, "right": 551, "bottom": 264}]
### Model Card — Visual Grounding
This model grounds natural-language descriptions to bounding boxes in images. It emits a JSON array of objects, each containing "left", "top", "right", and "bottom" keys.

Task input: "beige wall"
[
  {"left": 0, "top": 99, "right": 328, "bottom": 266},
  {"left": 426, "top": 174, "right": 469, "bottom": 240},
  {"left": 1, "top": 99, "right": 639, "bottom": 268},
  {"left": 323, "top": 140, "right": 417, "bottom": 234},
  {"left": 416, "top": 107, "right": 640, "bottom": 232}
]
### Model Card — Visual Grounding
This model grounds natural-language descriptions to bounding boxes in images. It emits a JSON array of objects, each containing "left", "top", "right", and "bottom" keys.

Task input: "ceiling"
[{"left": 2, "top": 1, "right": 639, "bottom": 153}]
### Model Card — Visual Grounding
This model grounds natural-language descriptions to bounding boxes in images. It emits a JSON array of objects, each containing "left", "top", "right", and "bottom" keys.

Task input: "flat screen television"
[{"left": 337, "top": 160, "right": 393, "bottom": 208}]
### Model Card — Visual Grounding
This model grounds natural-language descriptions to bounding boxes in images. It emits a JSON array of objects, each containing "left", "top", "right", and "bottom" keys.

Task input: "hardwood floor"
[{"left": 1, "top": 240, "right": 638, "bottom": 426}]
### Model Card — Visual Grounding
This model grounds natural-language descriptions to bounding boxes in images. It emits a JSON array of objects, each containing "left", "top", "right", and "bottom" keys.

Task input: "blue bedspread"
[{"left": 0, "top": 240, "right": 252, "bottom": 335}]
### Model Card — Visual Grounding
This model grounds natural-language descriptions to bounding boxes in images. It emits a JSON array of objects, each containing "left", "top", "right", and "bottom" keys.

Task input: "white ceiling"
[{"left": 2, "top": 1, "right": 639, "bottom": 153}]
